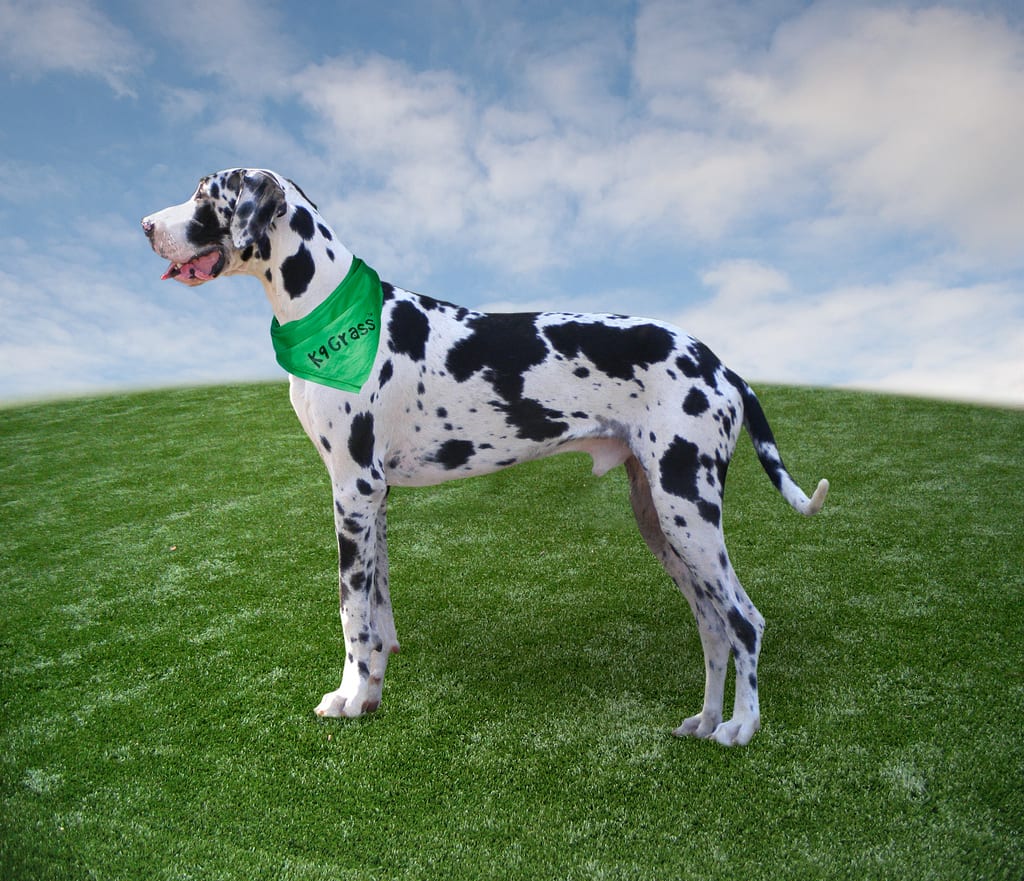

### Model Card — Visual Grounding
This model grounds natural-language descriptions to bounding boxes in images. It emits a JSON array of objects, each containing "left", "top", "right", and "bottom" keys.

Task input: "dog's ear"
[{"left": 229, "top": 170, "right": 287, "bottom": 252}]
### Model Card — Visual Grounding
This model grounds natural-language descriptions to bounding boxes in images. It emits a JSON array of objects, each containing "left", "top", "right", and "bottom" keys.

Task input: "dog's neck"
[{"left": 256, "top": 206, "right": 356, "bottom": 326}]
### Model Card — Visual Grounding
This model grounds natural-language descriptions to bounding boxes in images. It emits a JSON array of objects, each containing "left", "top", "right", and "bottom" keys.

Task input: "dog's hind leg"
[
  {"left": 626, "top": 455, "right": 763, "bottom": 745},
  {"left": 673, "top": 530, "right": 763, "bottom": 746},
  {"left": 625, "top": 457, "right": 731, "bottom": 739},
  {"left": 711, "top": 552, "right": 763, "bottom": 745}
]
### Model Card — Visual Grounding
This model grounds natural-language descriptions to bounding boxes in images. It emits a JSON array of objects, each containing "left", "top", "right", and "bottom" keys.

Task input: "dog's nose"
[{"left": 141, "top": 218, "right": 155, "bottom": 238}]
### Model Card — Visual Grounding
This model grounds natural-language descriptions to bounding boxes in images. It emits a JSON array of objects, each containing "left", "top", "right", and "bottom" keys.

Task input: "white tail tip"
[{"left": 804, "top": 478, "right": 829, "bottom": 515}]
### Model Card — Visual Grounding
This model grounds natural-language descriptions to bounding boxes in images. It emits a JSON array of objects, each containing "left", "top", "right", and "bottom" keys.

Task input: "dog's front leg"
[
  {"left": 315, "top": 478, "right": 389, "bottom": 718},
  {"left": 367, "top": 493, "right": 400, "bottom": 694}
]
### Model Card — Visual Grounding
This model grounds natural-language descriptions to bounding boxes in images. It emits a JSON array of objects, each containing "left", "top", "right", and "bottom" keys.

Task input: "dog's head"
[{"left": 142, "top": 168, "right": 303, "bottom": 286}]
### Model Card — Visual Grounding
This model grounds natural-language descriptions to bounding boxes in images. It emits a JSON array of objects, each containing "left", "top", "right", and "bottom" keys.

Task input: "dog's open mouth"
[{"left": 162, "top": 248, "right": 225, "bottom": 286}]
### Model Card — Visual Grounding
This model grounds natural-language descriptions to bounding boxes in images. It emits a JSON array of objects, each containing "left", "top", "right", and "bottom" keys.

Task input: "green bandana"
[{"left": 270, "top": 257, "right": 383, "bottom": 393}]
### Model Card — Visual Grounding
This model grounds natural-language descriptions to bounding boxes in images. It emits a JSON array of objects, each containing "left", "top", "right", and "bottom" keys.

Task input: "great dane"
[{"left": 143, "top": 168, "right": 828, "bottom": 746}]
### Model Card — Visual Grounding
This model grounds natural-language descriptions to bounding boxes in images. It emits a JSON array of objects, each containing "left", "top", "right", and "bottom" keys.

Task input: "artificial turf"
[{"left": 1, "top": 383, "right": 1021, "bottom": 880}]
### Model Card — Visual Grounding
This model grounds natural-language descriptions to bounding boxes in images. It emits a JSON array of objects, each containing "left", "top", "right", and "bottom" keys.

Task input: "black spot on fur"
[
  {"left": 500, "top": 399, "right": 567, "bottom": 441},
  {"left": 433, "top": 439, "right": 475, "bottom": 469},
  {"left": 187, "top": 203, "right": 222, "bottom": 248},
  {"left": 318, "top": 223, "right": 333, "bottom": 241},
  {"left": 683, "top": 387, "right": 710, "bottom": 416},
  {"left": 356, "top": 479, "right": 373, "bottom": 496},
  {"left": 659, "top": 437, "right": 701, "bottom": 501},
  {"left": 697, "top": 500, "right": 721, "bottom": 526},
  {"left": 378, "top": 359, "right": 394, "bottom": 388},
  {"left": 728, "top": 607, "right": 758, "bottom": 654},
  {"left": 256, "top": 236, "right": 273, "bottom": 262},
  {"left": 320, "top": 435, "right": 332, "bottom": 453},
  {"left": 338, "top": 533, "right": 358, "bottom": 571},
  {"left": 724, "top": 368, "right": 785, "bottom": 491},
  {"left": 389, "top": 301, "right": 430, "bottom": 361},
  {"left": 574, "top": 366, "right": 590, "bottom": 378},
  {"left": 714, "top": 452, "right": 729, "bottom": 492},
  {"left": 445, "top": 313, "right": 568, "bottom": 441},
  {"left": 348, "top": 413, "right": 375, "bottom": 469},
  {"left": 290, "top": 205, "right": 316, "bottom": 241},
  {"left": 676, "top": 340, "right": 721, "bottom": 389},
  {"left": 281, "top": 243, "right": 316, "bottom": 299},
  {"left": 544, "top": 321, "right": 674, "bottom": 382},
  {"left": 447, "top": 313, "right": 545, "bottom": 400}
]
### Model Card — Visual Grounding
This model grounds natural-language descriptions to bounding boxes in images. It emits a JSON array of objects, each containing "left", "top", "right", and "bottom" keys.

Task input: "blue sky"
[{"left": 1, "top": 0, "right": 1022, "bottom": 406}]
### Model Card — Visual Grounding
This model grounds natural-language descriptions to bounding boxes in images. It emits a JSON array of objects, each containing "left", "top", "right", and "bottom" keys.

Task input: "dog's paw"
[
  {"left": 710, "top": 716, "right": 760, "bottom": 747},
  {"left": 314, "top": 690, "right": 350, "bottom": 718},
  {"left": 314, "top": 688, "right": 379, "bottom": 718},
  {"left": 672, "top": 711, "right": 721, "bottom": 739}
]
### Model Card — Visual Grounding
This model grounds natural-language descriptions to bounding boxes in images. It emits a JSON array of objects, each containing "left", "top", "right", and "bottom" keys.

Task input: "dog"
[{"left": 143, "top": 168, "right": 828, "bottom": 746}]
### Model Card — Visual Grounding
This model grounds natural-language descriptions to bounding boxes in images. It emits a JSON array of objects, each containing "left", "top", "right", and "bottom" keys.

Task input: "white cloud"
[
  {"left": 633, "top": 0, "right": 804, "bottom": 122},
  {"left": 136, "top": 0, "right": 295, "bottom": 97},
  {"left": 578, "top": 129, "right": 783, "bottom": 244},
  {"left": 0, "top": 159, "right": 67, "bottom": 204},
  {"left": 519, "top": 33, "right": 630, "bottom": 132},
  {"left": 675, "top": 259, "right": 1024, "bottom": 406},
  {"left": 290, "top": 56, "right": 478, "bottom": 241},
  {"left": 279, "top": 2, "right": 1024, "bottom": 279},
  {"left": 8, "top": 0, "right": 1023, "bottom": 408},
  {"left": 284, "top": 44, "right": 788, "bottom": 275},
  {"left": 157, "top": 86, "right": 209, "bottom": 122},
  {"left": 0, "top": 0, "right": 145, "bottom": 96},
  {"left": 716, "top": 4, "right": 1024, "bottom": 264},
  {"left": 0, "top": 237, "right": 277, "bottom": 401}
]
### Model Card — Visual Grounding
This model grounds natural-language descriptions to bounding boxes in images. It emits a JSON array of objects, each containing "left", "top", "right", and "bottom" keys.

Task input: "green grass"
[{"left": 2, "top": 383, "right": 1022, "bottom": 880}]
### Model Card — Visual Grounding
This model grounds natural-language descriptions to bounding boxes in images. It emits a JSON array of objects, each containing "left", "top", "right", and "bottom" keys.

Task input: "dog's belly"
[{"left": 380, "top": 401, "right": 634, "bottom": 487}]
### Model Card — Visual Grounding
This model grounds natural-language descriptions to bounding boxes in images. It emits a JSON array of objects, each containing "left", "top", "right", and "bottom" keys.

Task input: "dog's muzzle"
[{"left": 141, "top": 217, "right": 226, "bottom": 286}]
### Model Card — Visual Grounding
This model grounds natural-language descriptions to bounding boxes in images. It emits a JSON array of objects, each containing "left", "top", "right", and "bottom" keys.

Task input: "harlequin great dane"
[{"left": 142, "top": 168, "right": 828, "bottom": 746}]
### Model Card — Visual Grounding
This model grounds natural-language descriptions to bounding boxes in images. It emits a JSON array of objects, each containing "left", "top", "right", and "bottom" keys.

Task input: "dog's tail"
[{"left": 734, "top": 376, "right": 829, "bottom": 516}]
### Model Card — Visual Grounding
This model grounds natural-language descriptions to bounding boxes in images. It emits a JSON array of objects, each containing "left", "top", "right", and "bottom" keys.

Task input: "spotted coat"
[{"left": 143, "top": 169, "right": 829, "bottom": 746}]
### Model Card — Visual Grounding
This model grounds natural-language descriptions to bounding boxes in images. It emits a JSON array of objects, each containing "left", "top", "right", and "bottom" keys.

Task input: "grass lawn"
[{"left": 2, "top": 382, "right": 1022, "bottom": 880}]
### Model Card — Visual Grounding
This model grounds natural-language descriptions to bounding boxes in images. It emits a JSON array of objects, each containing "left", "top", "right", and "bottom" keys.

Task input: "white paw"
[
  {"left": 673, "top": 711, "right": 721, "bottom": 739},
  {"left": 710, "top": 716, "right": 760, "bottom": 747},
  {"left": 314, "top": 687, "right": 379, "bottom": 718}
]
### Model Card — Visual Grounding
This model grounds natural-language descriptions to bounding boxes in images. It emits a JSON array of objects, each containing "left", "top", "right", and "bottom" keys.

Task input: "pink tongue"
[{"left": 163, "top": 251, "right": 221, "bottom": 284}]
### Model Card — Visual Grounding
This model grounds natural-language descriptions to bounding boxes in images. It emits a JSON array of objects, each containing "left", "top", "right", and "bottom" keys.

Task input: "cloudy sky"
[{"left": 1, "top": 0, "right": 1022, "bottom": 406}]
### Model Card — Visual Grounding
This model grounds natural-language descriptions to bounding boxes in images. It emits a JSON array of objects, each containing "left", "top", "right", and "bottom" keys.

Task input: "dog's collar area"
[{"left": 270, "top": 257, "right": 383, "bottom": 393}]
